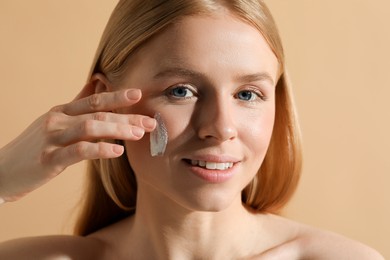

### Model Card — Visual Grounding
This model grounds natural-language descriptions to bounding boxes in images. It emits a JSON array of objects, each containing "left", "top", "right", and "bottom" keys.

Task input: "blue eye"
[
  {"left": 237, "top": 90, "right": 257, "bottom": 101},
  {"left": 168, "top": 85, "right": 195, "bottom": 99}
]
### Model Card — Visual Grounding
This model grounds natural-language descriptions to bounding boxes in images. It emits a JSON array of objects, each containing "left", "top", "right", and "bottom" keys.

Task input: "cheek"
[
  {"left": 240, "top": 105, "right": 275, "bottom": 160},
  {"left": 123, "top": 104, "right": 194, "bottom": 174},
  {"left": 158, "top": 106, "right": 194, "bottom": 142}
]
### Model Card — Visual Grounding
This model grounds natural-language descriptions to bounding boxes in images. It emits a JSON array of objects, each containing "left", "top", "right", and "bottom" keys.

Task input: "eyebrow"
[
  {"left": 153, "top": 67, "right": 275, "bottom": 86},
  {"left": 153, "top": 67, "right": 204, "bottom": 80},
  {"left": 236, "top": 72, "right": 275, "bottom": 86}
]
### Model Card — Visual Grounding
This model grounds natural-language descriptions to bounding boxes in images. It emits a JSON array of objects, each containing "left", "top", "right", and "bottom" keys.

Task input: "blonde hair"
[{"left": 75, "top": 0, "right": 302, "bottom": 236}]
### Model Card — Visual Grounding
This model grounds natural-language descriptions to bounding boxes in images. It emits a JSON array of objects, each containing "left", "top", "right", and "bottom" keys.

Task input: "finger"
[
  {"left": 52, "top": 120, "right": 146, "bottom": 146},
  {"left": 71, "top": 112, "right": 156, "bottom": 131},
  {"left": 59, "top": 89, "right": 141, "bottom": 116},
  {"left": 47, "top": 141, "right": 124, "bottom": 171},
  {"left": 72, "top": 82, "right": 95, "bottom": 101}
]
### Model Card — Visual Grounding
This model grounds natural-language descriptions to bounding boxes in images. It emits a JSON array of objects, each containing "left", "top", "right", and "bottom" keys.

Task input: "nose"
[{"left": 196, "top": 94, "right": 238, "bottom": 142}]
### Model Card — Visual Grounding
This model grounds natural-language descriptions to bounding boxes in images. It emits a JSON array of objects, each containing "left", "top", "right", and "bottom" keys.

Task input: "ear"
[{"left": 72, "top": 73, "right": 113, "bottom": 101}]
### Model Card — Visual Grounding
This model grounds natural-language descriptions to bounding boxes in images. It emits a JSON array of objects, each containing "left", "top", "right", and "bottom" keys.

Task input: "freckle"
[{"left": 150, "top": 112, "right": 168, "bottom": 156}]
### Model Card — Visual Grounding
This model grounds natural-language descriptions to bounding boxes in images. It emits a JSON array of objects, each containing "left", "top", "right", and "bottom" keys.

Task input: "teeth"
[{"left": 190, "top": 160, "right": 234, "bottom": 170}]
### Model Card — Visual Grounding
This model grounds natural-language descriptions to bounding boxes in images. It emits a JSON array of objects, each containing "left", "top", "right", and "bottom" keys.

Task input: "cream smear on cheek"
[{"left": 150, "top": 112, "right": 168, "bottom": 156}]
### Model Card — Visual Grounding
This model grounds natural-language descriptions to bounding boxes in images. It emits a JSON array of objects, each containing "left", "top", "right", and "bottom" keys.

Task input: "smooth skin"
[{"left": 0, "top": 11, "right": 384, "bottom": 260}]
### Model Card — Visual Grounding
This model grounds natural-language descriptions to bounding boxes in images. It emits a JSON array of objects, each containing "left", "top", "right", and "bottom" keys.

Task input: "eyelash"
[
  {"left": 166, "top": 84, "right": 197, "bottom": 100},
  {"left": 235, "top": 87, "right": 266, "bottom": 102},
  {"left": 165, "top": 84, "right": 266, "bottom": 102}
]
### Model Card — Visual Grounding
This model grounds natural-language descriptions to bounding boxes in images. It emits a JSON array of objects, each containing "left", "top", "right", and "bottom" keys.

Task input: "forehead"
[{"left": 124, "top": 12, "right": 279, "bottom": 85}]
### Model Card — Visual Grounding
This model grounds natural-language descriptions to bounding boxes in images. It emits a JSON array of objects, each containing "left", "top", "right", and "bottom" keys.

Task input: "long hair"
[{"left": 74, "top": 0, "right": 302, "bottom": 236}]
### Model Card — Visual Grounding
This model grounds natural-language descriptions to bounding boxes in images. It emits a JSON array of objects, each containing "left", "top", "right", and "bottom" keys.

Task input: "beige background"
[{"left": 0, "top": 0, "right": 389, "bottom": 258}]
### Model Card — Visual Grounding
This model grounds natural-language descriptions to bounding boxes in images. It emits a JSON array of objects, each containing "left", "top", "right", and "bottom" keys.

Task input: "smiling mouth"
[{"left": 183, "top": 159, "right": 234, "bottom": 170}]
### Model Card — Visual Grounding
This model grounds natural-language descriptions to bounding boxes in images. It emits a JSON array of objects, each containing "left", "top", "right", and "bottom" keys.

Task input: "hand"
[{"left": 0, "top": 88, "right": 156, "bottom": 202}]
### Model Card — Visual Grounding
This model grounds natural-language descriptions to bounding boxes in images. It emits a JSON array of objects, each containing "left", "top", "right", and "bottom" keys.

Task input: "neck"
[{"left": 128, "top": 183, "right": 261, "bottom": 259}]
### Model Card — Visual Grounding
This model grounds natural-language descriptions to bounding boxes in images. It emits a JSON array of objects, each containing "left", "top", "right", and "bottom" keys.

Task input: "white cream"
[
  {"left": 150, "top": 112, "right": 168, "bottom": 157},
  {"left": 0, "top": 197, "right": 5, "bottom": 205}
]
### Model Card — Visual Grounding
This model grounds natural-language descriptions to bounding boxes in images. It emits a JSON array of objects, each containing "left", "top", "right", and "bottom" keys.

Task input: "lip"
[
  {"left": 182, "top": 154, "right": 240, "bottom": 183},
  {"left": 185, "top": 154, "right": 240, "bottom": 164}
]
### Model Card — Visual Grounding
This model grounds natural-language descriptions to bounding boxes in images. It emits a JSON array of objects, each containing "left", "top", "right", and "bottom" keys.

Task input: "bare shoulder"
[
  {"left": 0, "top": 235, "right": 108, "bottom": 260},
  {"left": 256, "top": 214, "right": 384, "bottom": 260},
  {"left": 297, "top": 224, "right": 385, "bottom": 260}
]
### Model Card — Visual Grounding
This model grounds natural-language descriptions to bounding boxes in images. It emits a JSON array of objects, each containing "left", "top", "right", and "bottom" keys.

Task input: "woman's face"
[{"left": 117, "top": 12, "right": 279, "bottom": 211}]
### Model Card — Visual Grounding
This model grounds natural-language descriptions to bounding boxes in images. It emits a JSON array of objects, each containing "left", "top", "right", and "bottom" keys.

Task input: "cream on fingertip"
[{"left": 0, "top": 197, "right": 5, "bottom": 205}]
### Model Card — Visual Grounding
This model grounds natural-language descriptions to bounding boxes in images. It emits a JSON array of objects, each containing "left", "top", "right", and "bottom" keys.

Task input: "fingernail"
[
  {"left": 113, "top": 145, "right": 124, "bottom": 155},
  {"left": 132, "top": 127, "right": 145, "bottom": 138},
  {"left": 127, "top": 89, "right": 141, "bottom": 100},
  {"left": 142, "top": 117, "right": 156, "bottom": 129}
]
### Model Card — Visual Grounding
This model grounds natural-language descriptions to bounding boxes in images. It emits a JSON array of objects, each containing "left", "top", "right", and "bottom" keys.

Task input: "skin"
[
  {"left": 102, "top": 11, "right": 278, "bottom": 259},
  {"left": 119, "top": 13, "right": 277, "bottom": 213},
  {"left": 0, "top": 11, "right": 384, "bottom": 260}
]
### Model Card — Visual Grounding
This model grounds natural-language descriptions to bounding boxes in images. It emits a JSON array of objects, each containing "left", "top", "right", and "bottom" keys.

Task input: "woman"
[{"left": 0, "top": 0, "right": 383, "bottom": 259}]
